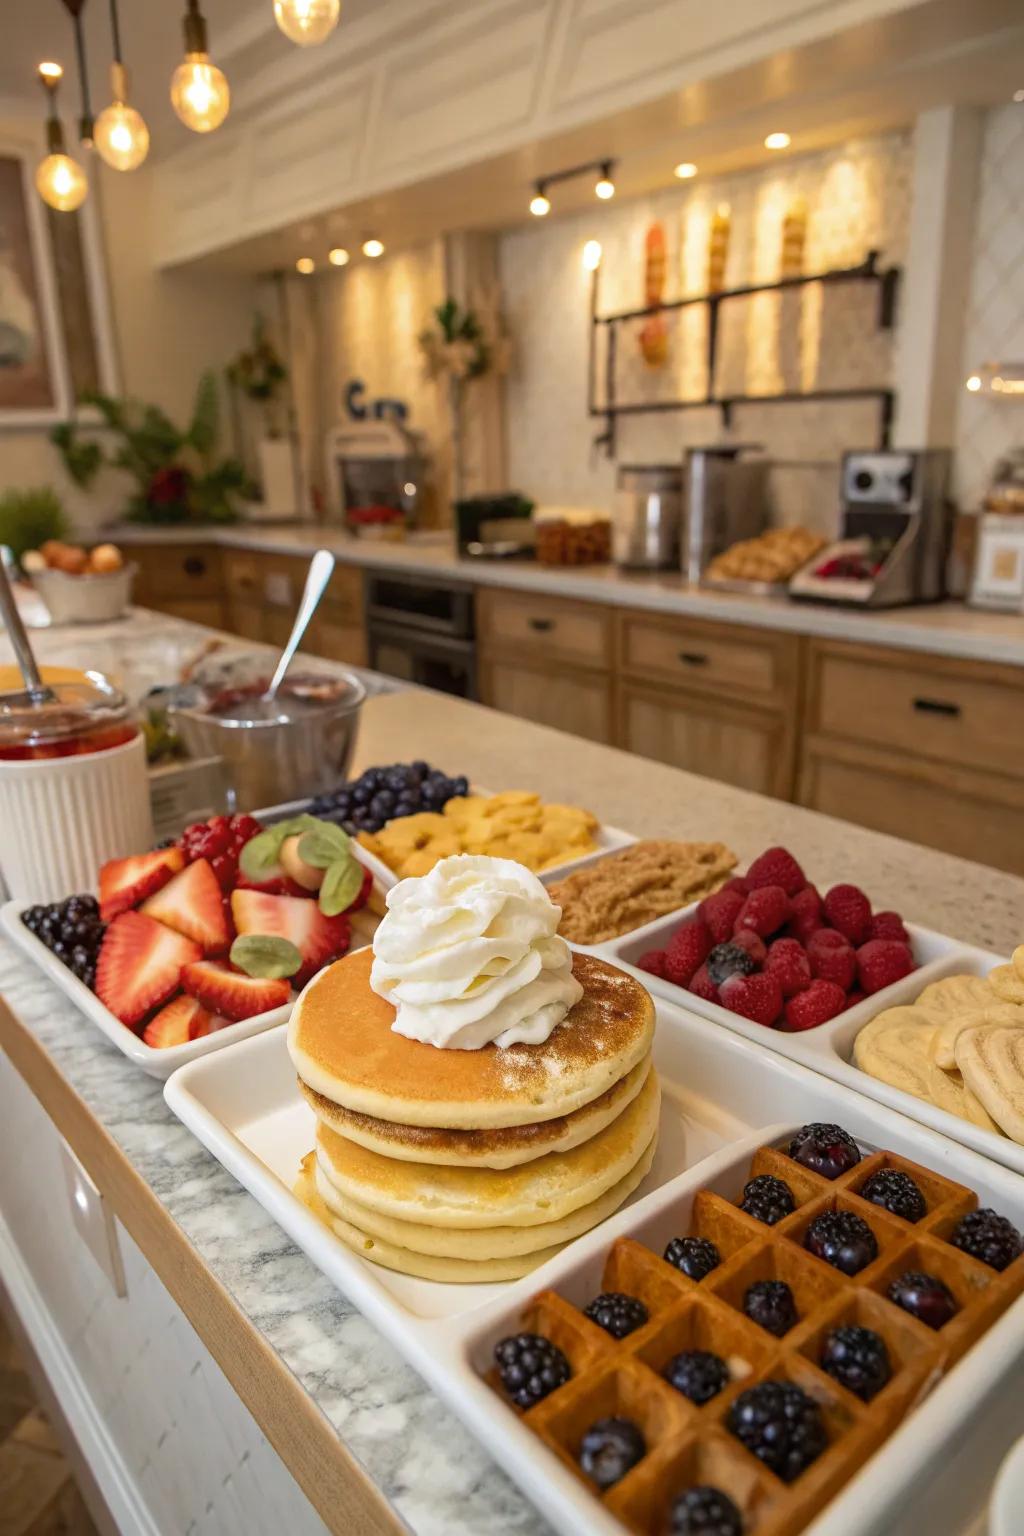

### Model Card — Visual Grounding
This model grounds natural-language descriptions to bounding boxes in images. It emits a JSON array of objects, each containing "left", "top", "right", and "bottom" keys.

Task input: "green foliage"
[
  {"left": 49, "top": 371, "right": 243, "bottom": 526},
  {"left": 226, "top": 315, "right": 287, "bottom": 404},
  {"left": 0, "top": 486, "right": 69, "bottom": 561}
]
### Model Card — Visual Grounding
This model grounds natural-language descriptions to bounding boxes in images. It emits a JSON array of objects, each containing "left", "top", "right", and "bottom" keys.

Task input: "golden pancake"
[
  {"left": 295, "top": 1157, "right": 563, "bottom": 1282},
  {"left": 315, "top": 1069, "right": 660, "bottom": 1229},
  {"left": 288, "top": 946, "right": 655, "bottom": 1129},
  {"left": 299, "top": 1054, "right": 652, "bottom": 1169},
  {"left": 311, "top": 1135, "right": 657, "bottom": 1259}
]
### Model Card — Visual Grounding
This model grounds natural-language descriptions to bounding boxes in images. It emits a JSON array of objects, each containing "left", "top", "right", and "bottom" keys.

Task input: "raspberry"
[
  {"left": 788, "top": 884, "right": 824, "bottom": 943},
  {"left": 698, "top": 887, "right": 747, "bottom": 944},
  {"left": 720, "top": 971, "right": 783, "bottom": 1026},
  {"left": 844, "top": 988, "right": 866, "bottom": 1011},
  {"left": 745, "top": 846, "right": 806, "bottom": 896},
  {"left": 784, "top": 980, "right": 847, "bottom": 1030},
  {"left": 664, "top": 918, "right": 713, "bottom": 987},
  {"left": 806, "top": 928, "right": 857, "bottom": 990},
  {"left": 688, "top": 964, "right": 720, "bottom": 1004},
  {"left": 731, "top": 928, "right": 767, "bottom": 965},
  {"left": 857, "top": 939, "right": 914, "bottom": 995},
  {"left": 764, "top": 938, "right": 812, "bottom": 997},
  {"left": 823, "top": 884, "right": 872, "bottom": 945},
  {"left": 734, "top": 886, "right": 791, "bottom": 939},
  {"left": 721, "top": 875, "right": 750, "bottom": 897},
  {"left": 637, "top": 949, "right": 667, "bottom": 979},
  {"left": 869, "top": 910, "right": 909, "bottom": 943}
]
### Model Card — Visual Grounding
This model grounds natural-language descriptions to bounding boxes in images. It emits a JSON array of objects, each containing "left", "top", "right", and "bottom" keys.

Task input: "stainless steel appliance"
[
  {"left": 613, "top": 465, "right": 682, "bottom": 569},
  {"left": 789, "top": 449, "right": 952, "bottom": 608},
  {"left": 681, "top": 445, "right": 770, "bottom": 584},
  {"left": 366, "top": 570, "right": 476, "bottom": 698},
  {"left": 324, "top": 418, "right": 430, "bottom": 534}
]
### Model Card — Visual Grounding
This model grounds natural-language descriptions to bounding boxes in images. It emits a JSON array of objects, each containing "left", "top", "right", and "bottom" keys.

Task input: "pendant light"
[
  {"left": 274, "top": 0, "right": 341, "bottom": 47},
  {"left": 94, "top": 0, "right": 150, "bottom": 170},
  {"left": 171, "top": 0, "right": 230, "bottom": 134},
  {"left": 35, "top": 62, "right": 89, "bottom": 212}
]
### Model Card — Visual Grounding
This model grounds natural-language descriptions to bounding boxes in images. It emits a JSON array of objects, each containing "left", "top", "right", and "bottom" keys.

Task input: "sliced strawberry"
[
  {"left": 181, "top": 960, "right": 290, "bottom": 1021},
  {"left": 234, "top": 867, "right": 310, "bottom": 898},
  {"left": 230, "top": 889, "right": 351, "bottom": 986},
  {"left": 99, "top": 847, "right": 185, "bottom": 921},
  {"left": 140, "top": 858, "right": 232, "bottom": 954},
  {"left": 142, "top": 994, "right": 229, "bottom": 1047},
  {"left": 96, "top": 912, "right": 201, "bottom": 1028}
]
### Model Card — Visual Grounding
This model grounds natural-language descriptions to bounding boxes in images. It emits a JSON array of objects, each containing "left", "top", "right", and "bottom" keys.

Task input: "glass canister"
[{"left": 0, "top": 673, "right": 155, "bottom": 900}]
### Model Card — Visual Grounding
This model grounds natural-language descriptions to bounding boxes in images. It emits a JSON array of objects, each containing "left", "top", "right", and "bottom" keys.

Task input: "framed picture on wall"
[{"left": 0, "top": 138, "right": 118, "bottom": 429}]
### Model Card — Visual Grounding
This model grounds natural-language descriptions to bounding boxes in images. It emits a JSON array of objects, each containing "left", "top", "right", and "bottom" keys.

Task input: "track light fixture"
[{"left": 526, "top": 158, "right": 618, "bottom": 217}]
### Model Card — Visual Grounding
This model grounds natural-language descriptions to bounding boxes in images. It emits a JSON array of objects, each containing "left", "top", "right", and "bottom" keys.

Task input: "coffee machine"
[{"left": 789, "top": 450, "right": 952, "bottom": 608}]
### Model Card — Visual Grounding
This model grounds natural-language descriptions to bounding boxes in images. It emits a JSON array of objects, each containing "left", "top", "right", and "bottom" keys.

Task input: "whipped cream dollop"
[{"left": 369, "top": 854, "right": 583, "bottom": 1050}]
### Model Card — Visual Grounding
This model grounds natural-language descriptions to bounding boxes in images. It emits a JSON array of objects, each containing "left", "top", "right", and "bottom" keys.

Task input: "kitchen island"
[{"left": 1, "top": 610, "right": 1023, "bottom": 1536}]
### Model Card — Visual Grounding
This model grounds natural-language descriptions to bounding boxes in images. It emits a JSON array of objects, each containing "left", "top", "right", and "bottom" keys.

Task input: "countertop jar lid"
[{"left": 0, "top": 673, "right": 131, "bottom": 749}]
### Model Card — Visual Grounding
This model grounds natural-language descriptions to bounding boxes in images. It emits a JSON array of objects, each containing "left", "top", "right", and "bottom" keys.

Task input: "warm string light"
[
  {"left": 35, "top": 62, "right": 88, "bottom": 212},
  {"left": 171, "top": 0, "right": 230, "bottom": 133},
  {"left": 95, "top": 0, "right": 150, "bottom": 171},
  {"left": 274, "top": 0, "right": 341, "bottom": 46}
]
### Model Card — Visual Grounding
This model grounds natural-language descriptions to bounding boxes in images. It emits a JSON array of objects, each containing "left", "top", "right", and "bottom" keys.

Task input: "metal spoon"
[
  {"left": 0, "top": 545, "right": 54, "bottom": 704},
  {"left": 261, "top": 548, "right": 336, "bottom": 706}
]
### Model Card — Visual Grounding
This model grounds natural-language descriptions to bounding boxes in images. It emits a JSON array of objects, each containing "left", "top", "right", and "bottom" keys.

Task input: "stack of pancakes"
[{"left": 288, "top": 947, "right": 659, "bottom": 1282}]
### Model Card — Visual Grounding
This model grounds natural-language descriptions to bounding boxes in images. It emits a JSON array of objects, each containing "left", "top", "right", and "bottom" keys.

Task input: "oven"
[{"left": 365, "top": 570, "right": 477, "bottom": 699}]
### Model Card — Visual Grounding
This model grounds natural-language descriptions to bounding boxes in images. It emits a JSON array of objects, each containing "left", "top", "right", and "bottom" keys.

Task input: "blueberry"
[
  {"left": 351, "top": 783, "right": 372, "bottom": 806},
  {"left": 707, "top": 943, "right": 757, "bottom": 987},
  {"left": 887, "top": 1271, "right": 958, "bottom": 1329}
]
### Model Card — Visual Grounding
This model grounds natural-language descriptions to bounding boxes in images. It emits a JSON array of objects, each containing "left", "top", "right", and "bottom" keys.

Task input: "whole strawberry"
[
  {"left": 735, "top": 886, "right": 791, "bottom": 939},
  {"left": 823, "top": 885, "right": 872, "bottom": 946},
  {"left": 664, "top": 918, "right": 713, "bottom": 987},
  {"left": 764, "top": 938, "right": 812, "bottom": 997},
  {"left": 698, "top": 886, "right": 747, "bottom": 944},
  {"left": 785, "top": 980, "right": 847, "bottom": 1030},
  {"left": 637, "top": 949, "right": 667, "bottom": 979},
  {"left": 788, "top": 885, "right": 824, "bottom": 944},
  {"left": 857, "top": 939, "right": 915, "bottom": 995},
  {"left": 720, "top": 971, "right": 784, "bottom": 1027},
  {"left": 806, "top": 928, "right": 857, "bottom": 991},
  {"left": 869, "top": 911, "right": 910, "bottom": 943},
  {"left": 688, "top": 963, "right": 720, "bottom": 1003},
  {"left": 745, "top": 847, "right": 806, "bottom": 896}
]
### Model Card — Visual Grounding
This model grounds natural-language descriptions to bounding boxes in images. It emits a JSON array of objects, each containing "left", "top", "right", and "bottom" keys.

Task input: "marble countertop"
[
  {"left": 3, "top": 673, "right": 1024, "bottom": 1534},
  {"left": 107, "top": 523, "right": 1024, "bottom": 668}
]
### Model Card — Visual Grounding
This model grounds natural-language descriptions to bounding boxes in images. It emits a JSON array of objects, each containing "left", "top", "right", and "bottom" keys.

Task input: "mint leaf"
[
  {"left": 298, "top": 823, "right": 350, "bottom": 869},
  {"left": 319, "top": 855, "right": 364, "bottom": 916},
  {"left": 230, "top": 934, "right": 302, "bottom": 979},
  {"left": 238, "top": 813, "right": 326, "bottom": 880}
]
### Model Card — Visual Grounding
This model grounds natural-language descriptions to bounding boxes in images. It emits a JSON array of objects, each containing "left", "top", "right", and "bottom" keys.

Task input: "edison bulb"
[
  {"left": 171, "top": 54, "right": 230, "bottom": 133},
  {"left": 595, "top": 177, "right": 615, "bottom": 200},
  {"left": 274, "top": 0, "right": 340, "bottom": 46},
  {"left": 94, "top": 101, "right": 150, "bottom": 171},
  {"left": 35, "top": 153, "right": 88, "bottom": 212},
  {"left": 529, "top": 193, "right": 551, "bottom": 217}
]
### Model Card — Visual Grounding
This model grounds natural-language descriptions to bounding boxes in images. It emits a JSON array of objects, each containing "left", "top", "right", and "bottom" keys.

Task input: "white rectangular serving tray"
[
  {"left": 164, "top": 999, "right": 1024, "bottom": 1536},
  {"left": 598, "top": 908, "right": 1022, "bottom": 1177}
]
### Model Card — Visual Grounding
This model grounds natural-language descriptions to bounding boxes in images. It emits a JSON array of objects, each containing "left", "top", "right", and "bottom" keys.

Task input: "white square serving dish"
[{"left": 164, "top": 999, "right": 1024, "bottom": 1536}]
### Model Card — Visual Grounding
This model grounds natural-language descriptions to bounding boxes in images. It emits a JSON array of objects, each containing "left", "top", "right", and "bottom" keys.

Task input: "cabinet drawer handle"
[
  {"left": 183, "top": 556, "right": 206, "bottom": 578},
  {"left": 912, "top": 696, "right": 961, "bottom": 718},
  {"left": 678, "top": 650, "right": 709, "bottom": 667},
  {"left": 528, "top": 617, "right": 554, "bottom": 633}
]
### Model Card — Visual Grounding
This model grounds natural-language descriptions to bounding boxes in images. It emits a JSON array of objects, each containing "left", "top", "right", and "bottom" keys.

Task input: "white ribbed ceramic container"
[{"left": 0, "top": 732, "right": 155, "bottom": 901}]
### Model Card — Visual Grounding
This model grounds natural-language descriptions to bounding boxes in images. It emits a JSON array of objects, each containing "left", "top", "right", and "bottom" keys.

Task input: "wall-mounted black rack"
[{"left": 587, "top": 249, "right": 901, "bottom": 458}]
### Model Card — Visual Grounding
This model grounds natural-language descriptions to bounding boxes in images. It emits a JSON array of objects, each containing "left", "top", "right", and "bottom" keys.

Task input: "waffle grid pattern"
[{"left": 486, "top": 1141, "right": 1024, "bottom": 1536}]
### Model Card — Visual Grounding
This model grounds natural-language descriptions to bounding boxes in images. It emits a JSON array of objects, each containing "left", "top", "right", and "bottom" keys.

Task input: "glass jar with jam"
[{"left": 0, "top": 674, "right": 138, "bottom": 761}]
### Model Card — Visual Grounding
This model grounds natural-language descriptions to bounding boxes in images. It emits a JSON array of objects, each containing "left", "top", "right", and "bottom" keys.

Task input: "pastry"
[
  {"left": 915, "top": 973, "right": 995, "bottom": 1016},
  {"left": 358, "top": 791, "right": 598, "bottom": 879},
  {"left": 956, "top": 1027, "right": 1024, "bottom": 1144},
  {"left": 932, "top": 1003, "right": 1024, "bottom": 1071},
  {"left": 548, "top": 839, "right": 737, "bottom": 944},
  {"left": 705, "top": 526, "right": 826, "bottom": 584},
  {"left": 853, "top": 1005, "right": 997, "bottom": 1128}
]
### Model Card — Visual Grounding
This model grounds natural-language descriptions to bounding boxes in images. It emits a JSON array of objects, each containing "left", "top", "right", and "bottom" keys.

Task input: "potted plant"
[
  {"left": 227, "top": 316, "right": 301, "bottom": 520},
  {"left": 0, "top": 486, "right": 69, "bottom": 565},
  {"left": 419, "top": 297, "right": 509, "bottom": 501}
]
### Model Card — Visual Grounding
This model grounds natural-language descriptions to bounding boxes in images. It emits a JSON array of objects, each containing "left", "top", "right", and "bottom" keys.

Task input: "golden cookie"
[
  {"left": 915, "top": 973, "right": 995, "bottom": 1018},
  {"left": 932, "top": 1003, "right": 1024, "bottom": 1071},
  {"left": 955, "top": 1026, "right": 1024, "bottom": 1144},
  {"left": 989, "top": 964, "right": 1024, "bottom": 1005},
  {"left": 855, "top": 1006, "right": 999, "bottom": 1129}
]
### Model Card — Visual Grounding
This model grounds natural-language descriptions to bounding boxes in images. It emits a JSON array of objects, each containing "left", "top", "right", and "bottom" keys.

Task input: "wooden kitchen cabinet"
[
  {"left": 478, "top": 657, "right": 611, "bottom": 743},
  {"left": 798, "top": 640, "right": 1024, "bottom": 876},
  {"left": 617, "top": 682, "right": 794, "bottom": 797},
  {"left": 477, "top": 588, "right": 613, "bottom": 743},
  {"left": 131, "top": 543, "right": 226, "bottom": 629}
]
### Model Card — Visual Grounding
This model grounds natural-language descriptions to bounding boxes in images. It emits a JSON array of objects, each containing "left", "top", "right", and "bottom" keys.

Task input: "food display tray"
[
  {"left": 164, "top": 998, "right": 1024, "bottom": 1536},
  {"left": 599, "top": 910, "right": 1022, "bottom": 1177}
]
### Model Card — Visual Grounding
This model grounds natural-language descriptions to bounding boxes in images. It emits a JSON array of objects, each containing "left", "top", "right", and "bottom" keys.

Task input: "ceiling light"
[
  {"left": 328, "top": 247, "right": 350, "bottom": 266},
  {"left": 530, "top": 180, "right": 551, "bottom": 217},
  {"left": 171, "top": 0, "right": 230, "bottom": 134},
  {"left": 94, "top": 0, "right": 150, "bottom": 172},
  {"left": 274, "top": 0, "right": 341, "bottom": 47},
  {"left": 362, "top": 238, "right": 384, "bottom": 258},
  {"left": 296, "top": 257, "right": 315, "bottom": 274},
  {"left": 582, "top": 240, "right": 602, "bottom": 271},
  {"left": 965, "top": 374, "right": 982, "bottom": 392},
  {"left": 674, "top": 162, "right": 697, "bottom": 179},
  {"left": 35, "top": 63, "right": 88, "bottom": 212},
  {"left": 764, "top": 131, "right": 791, "bottom": 150},
  {"left": 595, "top": 163, "right": 615, "bottom": 200}
]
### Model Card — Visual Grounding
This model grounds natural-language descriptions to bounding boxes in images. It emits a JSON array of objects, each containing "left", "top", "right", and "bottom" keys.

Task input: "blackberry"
[
  {"left": 740, "top": 1174, "right": 796, "bottom": 1226},
  {"left": 584, "top": 1292, "right": 648, "bottom": 1340},
  {"left": 886, "top": 1271, "right": 958, "bottom": 1330},
  {"left": 706, "top": 943, "right": 756, "bottom": 988},
  {"left": 578, "top": 1417, "right": 645, "bottom": 1490},
  {"left": 858, "top": 1168, "right": 927, "bottom": 1223},
  {"left": 494, "top": 1333, "right": 570, "bottom": 1409},
  {"left": 727, "top": 1380, "right": 827, "bottom": 1482},
  {"left": 23, "top": 896, "right": 105, "bottom": 984},
  {"left": 950, "top": 1209, "right": 1023, "bottom": 1272},
  {"left": 804, "top": 1209, "right": 878, "bottom": 1275},
  {"left": 743, "top": 1279, "right": 797, "bottom": 1337},
  {"left": 820, "top": 1325, "right": 891, "bottom": 1401},
  {"left": 670, "top": 1486, "right": 743, "bottom": 1536},
  {"left": 662, "top": 1349, "right": 730, "bottom": 1405},
  {"left": 664, "top": 1236, "right": 721, "bottom": 1281},
  {"left": 788, "top": 1123, "right": 861, "bottom": 1180}
]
